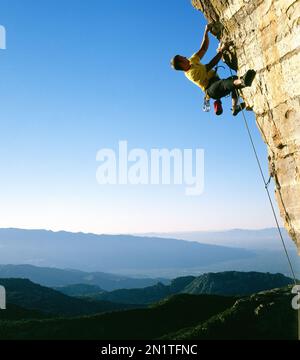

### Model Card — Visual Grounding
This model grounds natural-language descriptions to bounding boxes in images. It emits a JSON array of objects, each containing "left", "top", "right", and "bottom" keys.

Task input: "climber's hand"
[
  {"left": 217, "top": 42, "right": 230, "bottom": 53},
  {"left": 205, "top": 23, "right": 213, "bottom": 33}
]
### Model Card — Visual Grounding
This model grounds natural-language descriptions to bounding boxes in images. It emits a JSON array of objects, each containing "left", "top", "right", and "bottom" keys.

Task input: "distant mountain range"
[
  {"left": 69, "top": 271, "right": 294, "bottom": 305},
  {"left": 0, "top": 264, "right": 170, "bottom": 290},
  {"left": 182, "top": 271, "right": 294, "bottom": 296},
  {"left": 0, "top": 228, "right": 254, "bottom": 275},
  {"left": 53, "top": 284, "right": 104, "bottom": 297},
  {"left": 0, "top": 278, "right": 144, "bottom": 317},
  {"left": 141, "top": 228, "right": 294, "bottom": 250},
  {"left": 0, "top": 267, "right": 294, "bottom": 308}
]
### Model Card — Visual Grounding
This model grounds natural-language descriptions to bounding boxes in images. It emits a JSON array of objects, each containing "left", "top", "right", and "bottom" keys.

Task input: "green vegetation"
[
  {"left": 0, "top": 272, "right": 297, "bottom": 340},
  {"left": 164, "top": 287, "right": 298, "bottom": 340},
  {"left": 183, "top": 271, "right": 294, "bottom": 296},
  {"left": 0, "top": 279, "right": 144, "bottom": 317},
  {"left": 83, "top": 271, "right": 293, "bottom": 305},
  {"left": 0, "top": 304, "right": 47, "bottom": 321},
  {"left": 0, "top": 294, "right": 236, "bottom": 340}
]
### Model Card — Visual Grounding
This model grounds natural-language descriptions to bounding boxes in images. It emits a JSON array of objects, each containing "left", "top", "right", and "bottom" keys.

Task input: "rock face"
[{"left": 192, "top": 0, "right": 300, "bottom": 253}]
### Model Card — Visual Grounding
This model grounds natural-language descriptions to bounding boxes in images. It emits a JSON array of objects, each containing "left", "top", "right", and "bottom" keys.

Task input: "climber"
[{"left": 170, "top": 24, "right": 256, "bottom": 116}]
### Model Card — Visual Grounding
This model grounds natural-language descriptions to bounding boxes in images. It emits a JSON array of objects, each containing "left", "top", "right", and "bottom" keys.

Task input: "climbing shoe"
[
  {"left": 241, "top": 69, "right": 256, "bottom": 87},
  {"left": 232, "top": 102, "right": 246, "bottom": 116}
]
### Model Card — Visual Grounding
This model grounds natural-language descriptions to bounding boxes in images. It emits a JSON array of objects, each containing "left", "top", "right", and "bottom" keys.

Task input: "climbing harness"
[{"left": 215, "top": 65, "right": 225, "bottom": 72}]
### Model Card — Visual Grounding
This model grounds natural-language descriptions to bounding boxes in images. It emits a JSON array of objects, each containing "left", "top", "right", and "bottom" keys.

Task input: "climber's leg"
[
  {"left": 232, "top": 92, "right": 238, "bottom": 108},
  {"left": 207, "top": 77, "right": 246, "bottom": 116},
  {"left": 206, "top": 76, "right": 237, "bottom": 100},
  {"left": 233, "top": 79, "right": 243, "bottom": 88},
  {"left": 231, "top": 91, "right": 246, "bottom": 116}
]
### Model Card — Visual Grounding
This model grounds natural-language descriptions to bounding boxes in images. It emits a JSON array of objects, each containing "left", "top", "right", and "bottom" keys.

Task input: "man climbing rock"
[{"left": 171, "top": 24, "right": 256, "bottom": 116}]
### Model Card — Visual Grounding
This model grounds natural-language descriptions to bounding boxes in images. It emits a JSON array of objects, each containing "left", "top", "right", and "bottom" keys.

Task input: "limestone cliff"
[{"left": 192, "top": 0, "right": 300, "bottom": 253}]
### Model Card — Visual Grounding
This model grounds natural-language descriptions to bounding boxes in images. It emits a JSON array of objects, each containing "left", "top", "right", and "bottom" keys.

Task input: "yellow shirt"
[{"left": 184, "top": 53, "right": 216, "bottom": 92}]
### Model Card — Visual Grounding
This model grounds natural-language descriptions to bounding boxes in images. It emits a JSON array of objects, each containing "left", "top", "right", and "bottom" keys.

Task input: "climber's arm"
[
  {"left": 196, "top": 25, "right": 210, "bottom": 59},
  {"left": 205, "top": 52, "right": 222, "bottom": 71},
  {"left": 205, "top": 42, "right": 229, "bottom": 71}
]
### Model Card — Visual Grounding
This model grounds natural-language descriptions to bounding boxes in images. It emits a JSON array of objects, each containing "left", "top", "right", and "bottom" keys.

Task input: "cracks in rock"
[
  {"left": 269, "top": 153, "right": 298, "bottom": 244},
  {"left": 283, "top": 152, "right": 296, "bottom": 159},
  {"left": 260, "top": 19, "right": 277, "bottom": 32},
  {"left": 275, "top": 184, "right": 298, "bottom": 242},
  {"left": 286, "top": 0, "right": 299, "bottom": 17},
  {"left": 259, "top": 47, "right": 300, "bottom": 73},
  {"left": 275, "top": 142, "right": 286, "bottom": 150},
  {"left": 272, "top": 147, "right": 299, "bottom": 247},
  {"left": 274, "top": 95, "right": 300, "bottom": 108}
]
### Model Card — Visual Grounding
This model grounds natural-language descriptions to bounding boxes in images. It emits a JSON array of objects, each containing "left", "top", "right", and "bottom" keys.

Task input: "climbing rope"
[{"left": 228, "top": 66, "right": 298, "bottom": 285}]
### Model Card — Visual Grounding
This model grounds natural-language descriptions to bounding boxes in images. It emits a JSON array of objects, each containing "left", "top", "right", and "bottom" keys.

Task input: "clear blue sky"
[{"left": 0, "top": 0, "right": 282, "bottom": 234}]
